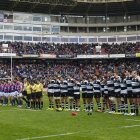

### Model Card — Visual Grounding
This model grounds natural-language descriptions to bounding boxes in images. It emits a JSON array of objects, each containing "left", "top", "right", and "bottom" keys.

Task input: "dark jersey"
[
  {"left": 81, "top": 82, "right": 87, "bottom": 94},
  {"left": 120, "top": 79, "right": 127, "bottom": 94},
  {"left": 73, "top": 84, "right": 80, "bottom": 95},
  {"left": 53, "top": 81, "right": 60, "bottom": 93},
  {"left": 100, "top": 83, "right": 105, "bottom": 93},
  {"left": 114, "top": 78, "right": 121, "bottom": 93},
  {"left": 93, "top": 80, "right": 100, "bottom": 93},
  {"left": 125, "top": 76, "right": 132, "bottom": 91},
  {"left": 48, "top": 83, "right": 54, "bottom": 93},
  {"left": 131, "top": 77, "right": 140, "bottom": 93},
  {"left": 107, "top": 77, "right": 114, "bottom": 92},
  {"left": 60, "top": 82, "right": 68, "bottom": 93},
  {"left": 86, "top": 83, "right": 93, "bottom": 94},
  {"left": 104, "top": 85, "right": 108, "bottom": 95},
  {"left": 67, "top": 81, "right": 74, "bottom": 93}
]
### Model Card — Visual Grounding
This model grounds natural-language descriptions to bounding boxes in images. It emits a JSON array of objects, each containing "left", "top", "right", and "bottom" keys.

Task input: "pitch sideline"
[
  {"left": 126, "top": 119, "right": 140, "bottom": 122},
  {"left": 16, "top": 132, "right": 76, "bottom": 140},
  {"left": 121, "top": 124, "right": 140, "bottom": 128}
]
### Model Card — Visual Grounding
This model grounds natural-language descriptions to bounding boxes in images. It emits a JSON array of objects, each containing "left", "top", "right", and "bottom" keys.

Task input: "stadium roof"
[{"left": 0, "top": 0, "right": 140, "bottom": 16}]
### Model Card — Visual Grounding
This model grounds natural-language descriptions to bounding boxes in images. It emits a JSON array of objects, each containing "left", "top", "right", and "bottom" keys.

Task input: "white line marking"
[
  {"left": 121, "top": 125, "right": 140, "bottom": 128},
  {"left": 17, "top": 132, "right": 76, "bottom": 140},
  {"left": 126, "top": 119, "right": 140, "bottom": 122},
  {"left": 16, "top": 109, "right": 38, "bottom": 111},
  {"left": 0, "top": 109, "right": 19, "bottom": 112},
  {"left": 0, "top": 109, "right": 37, "bottom": 113}
]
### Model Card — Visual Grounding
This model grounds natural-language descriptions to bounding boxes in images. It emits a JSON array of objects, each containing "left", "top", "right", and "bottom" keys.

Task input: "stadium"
[{"left": 0, "top": 0, "right": 140, "bottom": 140}]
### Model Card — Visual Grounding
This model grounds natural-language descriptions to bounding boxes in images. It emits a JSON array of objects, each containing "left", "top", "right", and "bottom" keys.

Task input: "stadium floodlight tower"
[{"left": 2, "top": 43, "right": 13, "bottom": 81}]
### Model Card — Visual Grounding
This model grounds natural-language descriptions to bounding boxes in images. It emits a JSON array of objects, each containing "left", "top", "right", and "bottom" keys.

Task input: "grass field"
[{"left": 0, "top": 97, "right": 140, "bottom": 140}]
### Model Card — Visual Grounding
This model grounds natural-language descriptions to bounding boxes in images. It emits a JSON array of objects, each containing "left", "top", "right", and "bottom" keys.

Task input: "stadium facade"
[
  {"left": 0, "top": 0, "right": 140, "bottom": 43},
  {"left": 0, "top": 11, "right": 140, "bottom": 43}
]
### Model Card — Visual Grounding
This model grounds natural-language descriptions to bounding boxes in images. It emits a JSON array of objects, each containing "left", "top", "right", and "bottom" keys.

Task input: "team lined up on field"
[
  {"left": 0, "top": 70, "right": 140, "bottom": 116},
  {"left": 0, "top": 79, "right": 44, "bottom": 110},
  {"left": 47, "top": 70, "right": 140, "bottom": 116}
]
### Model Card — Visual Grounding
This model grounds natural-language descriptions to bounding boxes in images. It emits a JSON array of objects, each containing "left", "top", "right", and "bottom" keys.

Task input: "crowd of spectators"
[
  {"left": 0, "top": 42, "right": 140, "bottom": 55},
  {"left": 103, "top": 42, "right": 140, "bottom": 54},
  {"left": 0, "top": 59, "right": 139, "bottom": 87},
  {"left": 0, "top": 41, "right": 139, "bottom": 87},
  {"left": 0, "top": 64, "right": 11, "bottom": 79}
]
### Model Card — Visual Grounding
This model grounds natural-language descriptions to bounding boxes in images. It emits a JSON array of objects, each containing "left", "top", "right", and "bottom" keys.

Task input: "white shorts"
[
  {"left": 0, "top": 92, "right": 3, "bottom": 96},
  {"left": 10, "top": 92, "right": 16, "bottom": 97},
  {"left": 17, "top": 93, "right": 22, "bottom": 97},
  {"left": 8, "top": 93, "right": 12, "bottom": 97},
  {"left": 12, "top": 91, "right": 18, "bottom": 97},
  {"left": 4, "top": 93, "right": 9, "bottom": 97},
  {"left": 109, "top": 97, "right": 117, "bottom": 102},
  {"left": 69, "top": 97, "right": 74, "bottom": 99},
  {"left": 54, "top": 97, "right": 61, "bottom": 99}
]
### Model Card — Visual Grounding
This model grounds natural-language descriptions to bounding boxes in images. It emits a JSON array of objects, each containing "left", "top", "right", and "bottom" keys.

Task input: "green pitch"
[{"left": 0, "top": 97, "right": 140, "bottom": 140}]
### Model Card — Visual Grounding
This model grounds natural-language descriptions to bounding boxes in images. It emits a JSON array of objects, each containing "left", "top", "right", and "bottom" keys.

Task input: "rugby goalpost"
[{"left": 1, "top": 43, "right": 13, "bottom": 81}]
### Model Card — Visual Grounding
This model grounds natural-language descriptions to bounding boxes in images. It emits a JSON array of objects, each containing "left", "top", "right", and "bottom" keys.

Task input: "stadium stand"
[
  {"left": 0, "top": 42, "right": 140, "bottom": 55},
  {"left": 0, "top": 0, "right": 140, "bottom": 118}
]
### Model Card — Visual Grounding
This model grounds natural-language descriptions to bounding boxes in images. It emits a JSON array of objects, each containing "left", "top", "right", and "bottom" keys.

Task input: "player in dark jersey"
[
  {"left": 124, "top": 70, "right": 134, "bottom": 115},
  {"left": 100, "top": 77, "right": 105, "bottom": 111},
  {"left": 131, "top": 71, "right": 140, "bottom": 116},
  {"left": 107, "top": 72, "right": 115, "bottom": 112},
  {"left": 60, "top": 80, "right": 68, "bottom": 111},
  {"left": 120, "top": 75, "right": 128, "bottom": 115},
  {"left": 86, "top": 80, "right": 94, "bottom": 113},
  {"left": 93, "top": 76, "right": 101, "bottom": 112},
  {"left": 53, "top": 78, "right": 62, "bottom": 111},
  {"left": 81, "top": 80, "right": 88, "bottom": 111},
  {"left": 68, "top": 78, "right": 75, "bottom": 111},
  {"left": 114, "top": 73, "right": 121, "bottom": 113},
  {"left": 47, "top": 80, "right": 54, "bottom": 110},
  {"left": 101, "top": 76, "right": 109, "bottom": 112},
  {"left": 73, "top": 80, "right": 80, "bottom": 111}
]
